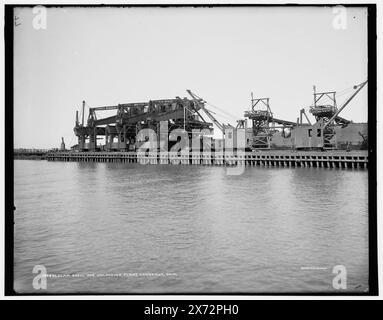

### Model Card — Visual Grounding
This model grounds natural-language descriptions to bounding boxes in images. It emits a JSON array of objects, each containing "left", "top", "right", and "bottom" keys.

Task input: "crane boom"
[
  {"left": 323, "top": 80, "right": 368, "bottom": 129},
  {"left": 186, "top": 90, "right": 225, "bottom": 134}
]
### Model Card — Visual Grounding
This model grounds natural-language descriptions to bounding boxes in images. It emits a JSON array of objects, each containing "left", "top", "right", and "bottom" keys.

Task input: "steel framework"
[
  {"left": 244, "top": 93, "right": 296, "bottom": 149},
  {"left": 73, "top": 95, "right": 214, "bottom": 151}
]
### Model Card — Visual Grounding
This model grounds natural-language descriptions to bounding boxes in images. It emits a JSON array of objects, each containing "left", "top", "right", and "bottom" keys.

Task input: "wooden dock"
[{"left": 46, "top": 150, "right": 368, "bottom": 169}]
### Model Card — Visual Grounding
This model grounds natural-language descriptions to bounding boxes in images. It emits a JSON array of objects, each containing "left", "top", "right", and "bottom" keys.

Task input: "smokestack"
[
  {"left": 60, "top": 137, "right": 66, "bottom": 151},
  {"left": 82, "top": 100, "right": 85, "bottom": 126}
]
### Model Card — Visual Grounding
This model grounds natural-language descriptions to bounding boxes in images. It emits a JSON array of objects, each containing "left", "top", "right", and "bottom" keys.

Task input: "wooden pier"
[
  {"left": 14, "top": 149, "right": 48, "bottom": 160},
  {"left": 46, "top": 150, "right": 368, "bottom": 169}
]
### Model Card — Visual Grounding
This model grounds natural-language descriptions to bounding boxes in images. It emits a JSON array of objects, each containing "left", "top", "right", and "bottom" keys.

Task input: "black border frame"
[{"left": 4, "top": 3, "right": 378, "bottom": 296}]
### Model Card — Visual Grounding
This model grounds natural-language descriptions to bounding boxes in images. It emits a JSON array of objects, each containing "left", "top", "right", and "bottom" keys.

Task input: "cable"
[
  {"left": 204, "top": 101, "right": 240, "bottom": 121},
  {"left": 337, "top": 84, "right": 357, "bottom": 95},
  {"left": 207, "top": 109, "right": 238, "bottom": 122},
  {"left": 336, "top": 87, "right": 355, "bottom": 98}
]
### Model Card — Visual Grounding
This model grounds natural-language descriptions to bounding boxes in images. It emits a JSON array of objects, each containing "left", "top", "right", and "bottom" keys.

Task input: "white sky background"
[{"left": 14, "top": 6, "right": 368, "bottom": 149}]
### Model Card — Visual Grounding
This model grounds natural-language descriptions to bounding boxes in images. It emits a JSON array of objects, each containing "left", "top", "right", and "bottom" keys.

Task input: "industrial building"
[{"left": 70, "top": 81, "right": 368, "bottom": 155}]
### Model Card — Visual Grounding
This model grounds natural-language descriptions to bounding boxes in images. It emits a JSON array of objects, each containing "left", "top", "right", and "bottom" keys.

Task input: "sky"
[{"left": 13, "top": 6, "right": 368, "bottom": 149}]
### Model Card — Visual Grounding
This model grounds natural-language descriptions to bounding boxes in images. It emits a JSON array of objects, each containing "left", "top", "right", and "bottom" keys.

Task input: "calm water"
[{"left": 14, "top": 160, "right": 369, "bottom": 293}]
